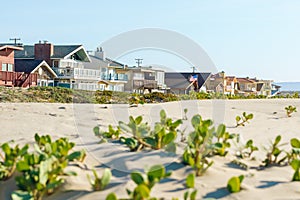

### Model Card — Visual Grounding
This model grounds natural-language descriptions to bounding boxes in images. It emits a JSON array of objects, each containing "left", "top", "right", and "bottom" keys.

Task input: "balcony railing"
[
  {"left": 0, "top": 71, "right": 37, "bottom": 87},
  {"left": 53, "top": 68, "right": 101, "bottom": 80},
  {"left": 102, "top": 74, "right": 128, "bottom": 81}
]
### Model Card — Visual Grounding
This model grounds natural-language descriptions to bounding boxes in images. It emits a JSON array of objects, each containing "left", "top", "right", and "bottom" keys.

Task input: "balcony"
[
  {"left": 102, "top": 74, "right": 128, "bottom": 82},
  {"left": 133, "top": 80, "right": 157, "bottom": 89},
  {"left": 53, "top": 68, "right": 101, "bottom": 80},
  {"left": 0, "top": 71, "right": 37, "bottom": 87},
  {"left": 59, "top": 60, "right": 84, "bottom": 69}
]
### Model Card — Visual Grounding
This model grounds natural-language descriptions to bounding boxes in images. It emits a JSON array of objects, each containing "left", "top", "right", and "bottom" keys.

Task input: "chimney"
[
  {"left": 34, "top": 40, "right": 53, "bottom": 66},
  {"left": 94, "top": 47, "right": 104, "bottom": 59}
]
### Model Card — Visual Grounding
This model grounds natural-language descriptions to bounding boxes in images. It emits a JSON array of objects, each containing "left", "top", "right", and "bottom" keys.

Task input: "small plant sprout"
[
  {"left": 285, "top": 105, "right": 297, "bottom": 117},
  {"left": 235, "top": 112, "right": 254, "bottom": 127},
  {"left": 213, "top": 124, "right": 236, "bottom": 156},
  {"left": 183, "top": 108, "right": 188, "bottom": 120},
  {"left": 183, "top": 115, "right": 214, "bottom": 176},
  {"left": 227, "top": 175, "right": 244, "bottom": 193},
  {"left": 263, "top": 135, "right": 287, "bottom": 166},
  {"left": 236, "top": 138, "right": 259, "bottom": 159},
  {"left": 94, "top": 125, "right": 122, "bottom": 141},
  {"left": 127, "top": 165, "right": 171, "bottom": 200},
  {"left": 87, "top": 168, "right": 112, "bottom": 191},
  {"left": 119, "top": 110, "right": 181, "bottom": 152}
]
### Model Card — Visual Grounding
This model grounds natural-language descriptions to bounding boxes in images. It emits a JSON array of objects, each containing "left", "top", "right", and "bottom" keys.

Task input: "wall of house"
[{"left": 0, "top": 49, "right": 15, "bottom": 71}]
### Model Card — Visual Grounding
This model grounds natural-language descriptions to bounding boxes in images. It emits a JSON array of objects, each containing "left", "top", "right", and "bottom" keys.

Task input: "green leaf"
[
  {"left": 184, "top": 191, "right": 189, "bottom": 200},
  {"left": 101, "top": 168, "right": 111, "bottom": 189},
  {"left": 67, "top": 151, "right": 84, "bottom": 161},
  {"left": 16, "top": 161, "right": 30, "bottom": 171},
  {"left": 238, "top": 175, "right": 244, "bottom": 183},
  {"left": 190, "top": 189, "right": 198, "bottom": 200},
  {"left": 274, "top": 135, "right": 281, "bottom": 146},
  {"left": 163, "top": 132, "right": 176, "bottom": 145},
  {"left": 135, "top": 116, "right": 143, "bottom": 125},
  {"left": 227, "top": 176, "right": 241, "bottom": 193},
  {"left": 186, "top": 173, "right": 195, "bottom": 188},
  {"left": 160, "top": 109, "right": 167, "bottom": 120},
  {"left": 235, "top": 116, "right": 241, "bottom": 122},
  {"left": 291, "top": 159, "right": 300, "bottom": 170},
  {"left": 11, "top": 190, "right": 33, "bottom": 200},
  {"left": 148, "top": 165, "right": 165, "bottom": 180},
  {"left": 131, "top": 172, "right": 144, "bottom": 185},
  {"left": 247, "top": 113, "right": 254, "bottom": 119},
  {"left": 291, "top": 138, "right": 300, "bottom": 148},
  {"left": 191, "top": 115, "right": 201, "bottom": 128},
  {"left": 216, "top": 124, "right": 226, "bottom": 138},
  {"left": 134, "top": 184, "right": 150, "bottom": 198},
  {"left": 106, "top": 193, "right": 118, "bottom": 200},
  {"left": 93, "top": 126, "right": 100, "bottom": 136}
]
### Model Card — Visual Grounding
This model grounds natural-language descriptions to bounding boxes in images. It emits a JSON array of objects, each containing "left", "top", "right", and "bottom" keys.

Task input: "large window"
[
  {"left": 7, "top": 64, "right": 13, "bottom": 72},
  {"left": 2, "top": 63, "right": 6, "bottom": 71}
]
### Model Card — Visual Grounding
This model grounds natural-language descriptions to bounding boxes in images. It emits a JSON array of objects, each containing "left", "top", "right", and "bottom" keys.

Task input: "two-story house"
[
  {"left": 125, "top": 66, "right": 165, "bottom": 93},
  {"left": 85, "top": 48, "right": 128, "bottom": 92},
  {"left": 15, "top": 41, "right": 98, "bottom": 90},
  {"left": 0, "top": 44, "right": 40, "bottom": 87}
]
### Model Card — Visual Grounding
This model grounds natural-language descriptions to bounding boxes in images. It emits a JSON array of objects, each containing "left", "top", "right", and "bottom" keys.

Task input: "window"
[
  {"left": 7, "top": 64, "right": 13, "bottom": 72},
  {"left": 2, "top": 63, "right": 6, "bottom": 71}
]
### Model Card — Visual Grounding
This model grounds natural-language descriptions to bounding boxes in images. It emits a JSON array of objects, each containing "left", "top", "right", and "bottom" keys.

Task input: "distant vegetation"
[{"left": 0, "top": 86, "right": 299, "bottom": 104}]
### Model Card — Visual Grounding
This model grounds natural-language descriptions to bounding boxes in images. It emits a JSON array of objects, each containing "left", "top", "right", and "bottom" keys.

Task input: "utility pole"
[
  {"left": 135, "top": 58, "right": 143, "bottom": 67},
  {"left": 191, "top": 66, "right": 196, "bottom": 73},
  {"left": 9, "top": 38, "right": 21, "bottom": 45}
]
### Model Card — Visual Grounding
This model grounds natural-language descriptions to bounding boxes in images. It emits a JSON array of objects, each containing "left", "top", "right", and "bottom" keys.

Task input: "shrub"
[
  {"left": 119, "top": 110, "right": 181, "bottom": 152},
  {"left": 12, "top": 134, "right": 86, "bottom": 200},
  {"left": 0, "top": 142, "right": 29, "bottom": 181},
  {"left": 213, "top": 124, "right": 236, "bottom": 156},
  {"left": 182, "top": 115, "right": 214, "bottom": 176}
]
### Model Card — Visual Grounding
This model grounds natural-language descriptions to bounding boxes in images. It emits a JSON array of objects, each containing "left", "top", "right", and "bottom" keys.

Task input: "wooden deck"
[{"left": 0, "top": 71, "right": 37, "bottom": 87}]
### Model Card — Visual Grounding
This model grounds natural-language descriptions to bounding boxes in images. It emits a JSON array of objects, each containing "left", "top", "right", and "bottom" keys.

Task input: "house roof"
[
  {"left": 0, "top": 45, "right": 23, "bottom": 51},
  {"left": 165, "top": 72, "right": 211, "bottom": 90},
  {"left": 15, "top": 59, "right": 57, "bottom": 77},
  {"left": 14, "top": 44, "right": 90, "bottom": 62},
  {"left": 236, "top": 78, "right": 256, "bottom": 84},
  {"left": 84, "top": 55, "right": 110, "bottom": 70}
]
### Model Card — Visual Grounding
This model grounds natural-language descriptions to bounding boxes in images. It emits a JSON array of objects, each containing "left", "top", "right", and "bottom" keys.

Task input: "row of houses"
[{"left": 0, "top": 40, "right": 280, "bottom": 96}]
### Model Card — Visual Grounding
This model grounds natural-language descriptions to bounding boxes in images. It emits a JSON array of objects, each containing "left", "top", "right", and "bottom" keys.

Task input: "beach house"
[
  {"left": 125, "top": 66, "right": 165, "bottom": 93},
  {"left": 0, "top": 44, "right": 39, "bottom": 87},
  {"left": 14, "top": 41, "right": 99, "bottom": 90},
  {"left": 164, "top": 72, "right": 211, "bottom": 94},
  {"left": 84, "top": 48, "right": 129, "bottom": 92}
]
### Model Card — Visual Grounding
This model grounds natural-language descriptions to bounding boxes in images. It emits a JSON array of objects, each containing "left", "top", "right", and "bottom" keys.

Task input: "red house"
[{"left": 0, "top": 44, "right": 37, "bottom": 87}]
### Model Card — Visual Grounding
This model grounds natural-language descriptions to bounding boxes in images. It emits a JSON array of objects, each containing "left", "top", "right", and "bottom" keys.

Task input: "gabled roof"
[
  {"left": 14, "top": 44, "right": 90, "bottom": 62},
  {"left": 165, "top": 72, "right": 211, "bottom": 89},
  {"left": 0, "top": 45, "right": 23, "bottom": 51},
  {"left": 15, "top": 59, "right": 57, "bottom": 77}
]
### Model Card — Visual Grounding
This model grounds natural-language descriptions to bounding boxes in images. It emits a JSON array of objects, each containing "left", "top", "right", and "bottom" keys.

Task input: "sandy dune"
[{"left": 1, "top": 99, "right": 300, "bottom": 200}]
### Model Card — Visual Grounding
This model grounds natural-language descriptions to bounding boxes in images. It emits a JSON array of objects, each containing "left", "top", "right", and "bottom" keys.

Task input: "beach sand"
[{"left": 1, "top": 99, "right": 300, "bottom": 200}]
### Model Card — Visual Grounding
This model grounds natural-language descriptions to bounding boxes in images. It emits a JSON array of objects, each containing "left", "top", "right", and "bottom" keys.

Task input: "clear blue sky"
[{"left": 2, "top": 0, "right": 300, "bottom": 82}]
